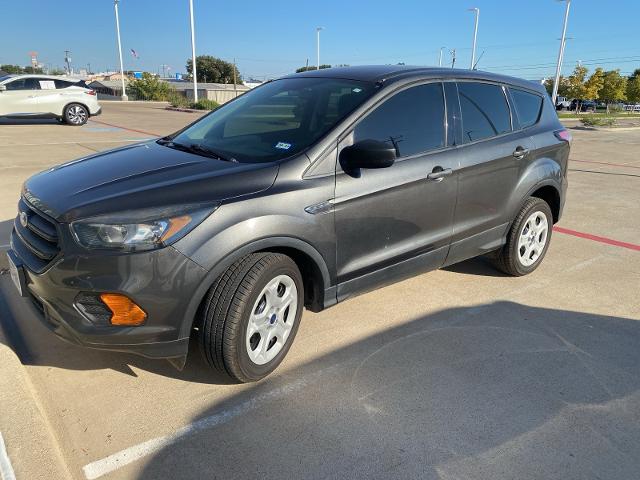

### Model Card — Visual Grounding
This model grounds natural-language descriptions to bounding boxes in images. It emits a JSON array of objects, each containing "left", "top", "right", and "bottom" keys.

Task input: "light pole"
[
  {"left": 189, "top": 0, "right": 198, "bottom": 102},
  {"left": 552, "top": 0, "right": 571, "bottom": 106},
  {"left": 438, "top": 47, "right": 446, "bottom": 67},
  {"left": 113, "top": 0, "right": 127, "bottom": 100},
  {"left": 316, "top": 27, "right": 324, "bottom": 70},
  {"left": 468, "top": 7, "right": 480, "bottom": 69}
]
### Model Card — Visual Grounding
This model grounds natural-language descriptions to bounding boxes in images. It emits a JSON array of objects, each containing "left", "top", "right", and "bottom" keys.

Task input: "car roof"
[
  {"left": 285, "top": 65, "right": 545, "bottom": 93},
  {"left": 2, "top": 74, "right": 85, "bottom": 82}
]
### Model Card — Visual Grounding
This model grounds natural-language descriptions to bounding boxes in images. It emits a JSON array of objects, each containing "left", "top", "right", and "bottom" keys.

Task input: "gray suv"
[{"left": 7, "top": 66, "right": 570, "bottom": 382}]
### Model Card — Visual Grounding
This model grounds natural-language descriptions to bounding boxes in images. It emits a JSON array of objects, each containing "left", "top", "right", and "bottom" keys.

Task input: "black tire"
[
  {"left": 491, "top": 197, "right": 553, "bottom": 276},
  {"left": 63, "top": 103, "right": 89, "bottom": 126},
  {"left": 198, "top": 252, "right": 304, "bottom": 383}
]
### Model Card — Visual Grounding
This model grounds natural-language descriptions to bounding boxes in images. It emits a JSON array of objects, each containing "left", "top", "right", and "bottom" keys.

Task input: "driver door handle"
[{"left": 427, "top": 167, "right": 453, "bottom": 181}]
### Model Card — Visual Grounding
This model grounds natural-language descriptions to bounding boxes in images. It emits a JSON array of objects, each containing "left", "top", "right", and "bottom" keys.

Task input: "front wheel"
[
  {"left": 198, "top": 253, "right": 304, "bottom": 383},
  {"left": 491, "top": 197, "right": 553, "bottom": 276},
  {"left": 63, "top": 103, "right": 88, "bottom": 125}
]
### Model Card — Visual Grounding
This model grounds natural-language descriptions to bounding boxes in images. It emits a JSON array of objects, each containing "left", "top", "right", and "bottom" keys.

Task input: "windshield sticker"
[
  {"left": 352, "top": 87, "right": 363, "bottom": 93},
  {"left": 275, "top": 142, "right": 292, "bottom": 150}
]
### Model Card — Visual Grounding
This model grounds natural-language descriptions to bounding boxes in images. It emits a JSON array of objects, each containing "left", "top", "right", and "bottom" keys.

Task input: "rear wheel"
[
  {"left": 63, "top": 103, "right": 88, "bottom": 126},
  {"left": 198, "top": 253, "right": 304, "bottom": 383},
  {"left": 491, "top": 197, "right": 553, "bottom": 276}
]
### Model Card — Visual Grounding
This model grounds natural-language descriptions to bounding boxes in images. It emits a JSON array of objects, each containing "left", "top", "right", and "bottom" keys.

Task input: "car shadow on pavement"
[
  {"left": 133, "top": 301, "right": 640, "bottom": 480},
  {"left": 0, "top": 118, "right": 61, "bottom": 126},
  {"left": 442, "top": 255, "right": 510, "bottom": 277}
]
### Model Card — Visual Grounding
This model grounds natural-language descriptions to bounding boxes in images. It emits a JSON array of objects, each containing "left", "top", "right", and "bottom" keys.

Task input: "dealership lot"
[{"left": 1, "top": 102, "right": 639, "bottom": 479}]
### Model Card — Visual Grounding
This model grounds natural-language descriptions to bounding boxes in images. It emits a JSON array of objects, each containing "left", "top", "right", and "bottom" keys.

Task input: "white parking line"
[
  {"left": 0, "top": 432, "right": 17, "bottom": 480},
  {"left": 82, "top": 366, "right": 337, "bottom": 479}
]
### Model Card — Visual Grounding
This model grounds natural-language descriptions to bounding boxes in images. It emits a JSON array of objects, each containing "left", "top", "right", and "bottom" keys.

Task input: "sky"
[{"left": 1, "top": 0, "right": 639, "bottom": 81}]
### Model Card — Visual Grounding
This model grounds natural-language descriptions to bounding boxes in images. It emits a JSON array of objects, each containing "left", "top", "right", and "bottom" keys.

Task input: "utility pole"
[
  {"left": 552, "top": 0, "right": 571, "bottom": 106},
  {"left": 233, "top": 58, "right": 238, "bottom": 98},
  {"left": 450, "top": 49, "right": 456, "bottom": 68},
  {"left": 468, "top": 7, "right": 480, "bottom": 69},
  {"left": 438, "top": 47, "right": 446, "bottom": 67},
  {"left": 113, "top": 0, "right": 128, "bottom": 100},
  {"left": 188, "top": 0, "right": 198, "bottom": 102},
  {"left": 64, "top": 50, "right": 72, "bottom": 75},
  {"left": 316, "top": 27, "right": 324, "bottom": 70}
]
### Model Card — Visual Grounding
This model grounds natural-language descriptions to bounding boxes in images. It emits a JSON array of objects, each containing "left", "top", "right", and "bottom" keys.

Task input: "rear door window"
[
  {"left": 353, "top": 82, "right": 445, "bottom": 158},
  {"left": 510, "top": 88, "right": 543, "bottom": 128},
  {"left": 458, "top": 82, "right": 511, "bottom": 143}
]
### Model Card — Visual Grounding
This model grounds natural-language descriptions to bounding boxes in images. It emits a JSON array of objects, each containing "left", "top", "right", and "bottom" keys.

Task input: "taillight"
[
  {"left": 554, "top": 129, "right": 571, "bottom": 143},
  {"left": 84, "top": 90, "right": 97, "bottom": 96}
]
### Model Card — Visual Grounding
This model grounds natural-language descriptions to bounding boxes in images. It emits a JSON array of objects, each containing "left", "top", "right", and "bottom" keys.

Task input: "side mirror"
[
  {"left": 340, "top": 139, "right": 396, "bottom": 171},
  {"left": 0, "top": 85, "right": 6, "bottom": 92}
]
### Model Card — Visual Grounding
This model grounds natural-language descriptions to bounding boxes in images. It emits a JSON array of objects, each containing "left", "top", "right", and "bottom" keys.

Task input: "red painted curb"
[{"left": 553, "top": 226, "right": 640, "bottom": 252}]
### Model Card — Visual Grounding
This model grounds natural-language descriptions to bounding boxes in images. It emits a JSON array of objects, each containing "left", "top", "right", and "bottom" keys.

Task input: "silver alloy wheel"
[
  {"left": 246, "top": 274, "right": 298, "bottom": 365},
  {"left": 67, "top": 105, "right": 87, "bottom": 125},
  {"left": 517, "top": 211, "right": 549, "bottom": 267}
]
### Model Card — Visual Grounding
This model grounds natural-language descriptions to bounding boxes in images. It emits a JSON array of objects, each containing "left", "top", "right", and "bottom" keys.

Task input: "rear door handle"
[
  {"left": 513, "top": 146, "right": 530, "bottom": 159},
  {"left": 427, "top": 167, "right": 453, "bottom": 181}
]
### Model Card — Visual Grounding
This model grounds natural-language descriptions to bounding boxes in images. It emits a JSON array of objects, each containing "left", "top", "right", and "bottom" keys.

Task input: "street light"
[
  {"left": 468, "top": 8, "right": 480, "bottom": 69},
  {"left": 552, "top": 0, "right": 572, "bottom": 106},
  {"left": 113, "top": 0, "right": 129, "bottom": 102},
  {"left": 113, "top": 0, "right": 128, "bottom": 101},
  {"left": 189, "top": 0, "right": 198, "bottom": 102},
  {"left": 316, "top": 27, "right": 324, "bottom": 71},
  {"left": 438, "top": 46, "right": 446, "bottom": 67}
]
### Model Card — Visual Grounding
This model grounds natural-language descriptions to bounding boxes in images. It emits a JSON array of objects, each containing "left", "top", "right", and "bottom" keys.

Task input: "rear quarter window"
[{"left": 510, "top": 88, "right": 543, "bottom": 128}]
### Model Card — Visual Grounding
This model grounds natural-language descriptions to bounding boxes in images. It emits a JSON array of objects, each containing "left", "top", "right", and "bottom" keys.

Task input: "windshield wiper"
[
  {"left": 157, "top": 139, "right": 236, "bottom": 162},
  {"left": 187, "top": 143, "right": 237, "bottom": 163}
]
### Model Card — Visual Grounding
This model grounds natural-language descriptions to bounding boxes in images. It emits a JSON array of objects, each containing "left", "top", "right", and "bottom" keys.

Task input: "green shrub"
[
  {"left": 167, "top": 91, "right": 190, "bottom": 108},
  {"left": 190, "top": 99, "right": 220, "bottom": 111},
  {"left": 581, "top": 116, "right": 617, "bottom": 127},
  {"left": 128, "top": 73, "right": 171, "bottom": 101}
]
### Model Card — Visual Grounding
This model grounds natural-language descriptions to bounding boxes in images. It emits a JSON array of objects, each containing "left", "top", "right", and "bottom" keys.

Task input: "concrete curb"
[{"left": 0, "top": 284, "right": 72, "bottom": 480}]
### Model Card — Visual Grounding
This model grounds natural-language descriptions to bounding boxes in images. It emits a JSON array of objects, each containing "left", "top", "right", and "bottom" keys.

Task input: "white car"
[{"left": 0, "top": 74, "right": 101, "bottom": 125}]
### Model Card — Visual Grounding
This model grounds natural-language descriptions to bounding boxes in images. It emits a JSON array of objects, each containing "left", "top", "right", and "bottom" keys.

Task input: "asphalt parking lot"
[{"left": 1, "top": 102, "right": 639, "bottom": 480}]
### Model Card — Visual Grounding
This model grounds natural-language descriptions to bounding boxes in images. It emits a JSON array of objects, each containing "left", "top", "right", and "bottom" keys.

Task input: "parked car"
[
  {"left": 624, "top": 104, "right": 640, "bottom": 112},
  {"left": 0, "top": 74, "right": 101, "bottom": 125},
  {"left": 555, "top": 96, "right": 572, "bottom": 110},
  {"left": 7, "top": 66, "right": 570, "bottom": 382},
  {"left": 569, "top": 99, "right": 596, "bottom": 112}
]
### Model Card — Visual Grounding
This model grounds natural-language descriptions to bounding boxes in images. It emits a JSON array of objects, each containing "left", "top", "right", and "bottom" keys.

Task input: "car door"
[
  {"left": 33, "top": 78, "right": 64, "bottom": 114},
  {"left": 334, "top": 82, "right": 459, "bottom": 300},
  {"left": 0, "top": 78, "right": 41, "bottom": 115},
  {"left": 446, "top": 81, "right": 534, "bottom": 265}
]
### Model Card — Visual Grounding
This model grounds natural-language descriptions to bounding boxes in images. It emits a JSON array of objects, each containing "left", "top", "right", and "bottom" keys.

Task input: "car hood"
[{"left": 23, "top": 141, "right": 279, "bottom": 222}]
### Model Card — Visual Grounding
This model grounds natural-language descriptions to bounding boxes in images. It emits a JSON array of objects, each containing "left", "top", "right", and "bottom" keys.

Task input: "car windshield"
[
  {"left": 168, "top": 77, "right": 377, "bottom": 163},
  {"left": 0, "top": 75, "right": 12, "bottom": 83}
]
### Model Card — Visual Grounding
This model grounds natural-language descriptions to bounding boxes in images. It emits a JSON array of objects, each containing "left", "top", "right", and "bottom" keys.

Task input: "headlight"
[{"left": 70, "top": 204, "right": 218, "bottom": 251}]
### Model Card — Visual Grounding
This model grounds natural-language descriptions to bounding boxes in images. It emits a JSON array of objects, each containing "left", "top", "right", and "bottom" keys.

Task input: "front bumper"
[{"left": 9, "top": 242, "right": 207, "bottom": 359}]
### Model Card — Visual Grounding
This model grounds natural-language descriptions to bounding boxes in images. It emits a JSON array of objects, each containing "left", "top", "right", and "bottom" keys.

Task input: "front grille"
[{"left": 12, "top": 198, "right": 61, "bottom": 272}]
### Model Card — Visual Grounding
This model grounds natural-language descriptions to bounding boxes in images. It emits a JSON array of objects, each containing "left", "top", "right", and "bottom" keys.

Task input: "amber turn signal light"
[{"left": 100, "top": 293, "right": 147, "bottom": 326}]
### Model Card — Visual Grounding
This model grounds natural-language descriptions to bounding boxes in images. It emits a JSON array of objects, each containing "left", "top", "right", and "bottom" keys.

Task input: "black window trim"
[
  {"left": 507, "top": 86, "right": 545, "bottom": 132},
  {"left": 337, "top": 79, "right": 450, "bottom": 164},
  {"left": 454, "top": 79, "right": 516, "bottom": 147}
]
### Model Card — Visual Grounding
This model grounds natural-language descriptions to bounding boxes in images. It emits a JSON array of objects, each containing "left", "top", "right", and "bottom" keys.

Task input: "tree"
[
  {"left": 599, "top": 69, "right": 628, "bottom": 113},
  {"left": 186, "top": 56, "right": 241, "bottom": 84},
  {"left": 566, "top": 64, "right": 588, "bottom": 112},
  {"left": 626, "top": 74, "right": 640, "bottom": 105},
  {"left": 543, "top": 76, "right": 570, "bottom": 97},
  {"left": 23, "top": 66, "right": 44, "bottom": 74},
  {"left": 295, "top": 65, "right": 331, "bottom": 73},
  {"left": 0, "top": 64, "right": 23, "bottom": 74},
  {"left": 128, "top": 72, "right": 172, "bottom": 100},
  {"left": 583, "top": 67, "right": 604, "bottom": 101}
]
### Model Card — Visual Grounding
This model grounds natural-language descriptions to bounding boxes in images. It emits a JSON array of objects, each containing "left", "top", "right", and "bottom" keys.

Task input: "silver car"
[{"left": 0, "top": 74, "right": 101, "bottom": 125}]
